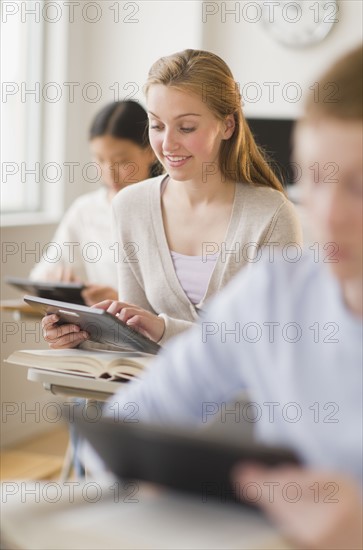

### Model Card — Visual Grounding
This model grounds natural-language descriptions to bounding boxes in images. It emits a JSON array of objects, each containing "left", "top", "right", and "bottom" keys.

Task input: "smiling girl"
[{"left": 43, "top": 49, "right": 302, "bottom": 348}]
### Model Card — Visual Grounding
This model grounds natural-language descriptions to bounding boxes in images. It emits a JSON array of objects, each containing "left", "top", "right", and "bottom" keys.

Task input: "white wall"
[
  {"left": 1, "top": 0, "right": 362, "bottom": 446},
  {"left": 202, "top": 0, "right": 363, "bottom": 118},
  {"left": 65, "top": 0, "right": 204, "bottom": 190}
]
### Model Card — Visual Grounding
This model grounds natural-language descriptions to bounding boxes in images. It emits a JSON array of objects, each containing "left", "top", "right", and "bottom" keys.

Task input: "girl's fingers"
[
  {"left": 92, "top": 299, "right": 115, "bottom": 310},
  {"left": 107, "top": 302, "right": 127, "bottom": 315},
  {"left": 92, "top": 300, "right": 129, "bottom": 314},
  {"left": 41, "top": 315, "right": 89, "bottom": 348},
  {"left": 43, "top": 323, "right": 82, "bottom": 342},
  {"left": 117, "top": 307, "right": 141, "bottom": 323},
  {"left": 41, "top": 314, "right": 59, "bottom": 329},
  {"left": 92, "top": 300, "right": 139, "bottom": 315},
  {"left": 126, "top": 314, "right": 164, "bottom": 342},
  {"left": 126, "top": 316, "right": 151, "bottom": 339},
  {"left": 107, "top": 301, "right": 139, "bottom": 315},
  {"left": 48, "top": 331, "right": 88, "bottom": 349}
]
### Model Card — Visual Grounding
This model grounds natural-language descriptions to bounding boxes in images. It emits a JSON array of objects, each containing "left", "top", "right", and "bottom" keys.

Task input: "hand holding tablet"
[
  {"left": 93, "top": 299, "right": 166, "bottom": 343},
  {"left": 68, "top": 408, "right": 300, "bottom": 505},
  {"left": 24, "top": 295, "right": 161, "bottom": 355}
]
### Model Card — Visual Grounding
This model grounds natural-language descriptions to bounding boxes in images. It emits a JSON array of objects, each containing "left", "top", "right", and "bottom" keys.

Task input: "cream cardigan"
[{"left": 111, "top": 175, "right": 303, "bottom": 344}]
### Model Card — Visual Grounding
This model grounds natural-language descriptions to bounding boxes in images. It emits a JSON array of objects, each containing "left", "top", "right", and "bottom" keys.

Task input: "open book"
[{"left": 5, "top": 349, "right": 153, "bottom": 382}]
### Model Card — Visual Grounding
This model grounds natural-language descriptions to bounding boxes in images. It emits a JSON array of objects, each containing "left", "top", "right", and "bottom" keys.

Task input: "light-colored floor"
[{"left": 0, "top": 426, "right": 69, "bottom": 480}]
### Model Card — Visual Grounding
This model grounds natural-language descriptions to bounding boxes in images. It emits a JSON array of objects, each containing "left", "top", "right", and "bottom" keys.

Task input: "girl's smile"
[{"left": 147, "top": 84, "right": 234, "bottom": 185}]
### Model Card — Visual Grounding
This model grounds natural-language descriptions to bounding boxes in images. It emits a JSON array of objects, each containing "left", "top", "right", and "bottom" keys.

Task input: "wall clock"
[{"left": 261, "top": 0, "right": 339, "bottom": 48}]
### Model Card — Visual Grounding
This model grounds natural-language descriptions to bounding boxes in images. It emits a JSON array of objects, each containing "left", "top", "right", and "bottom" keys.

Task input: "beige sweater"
[{"left": 111, "top": 175, "right": 303, "bottom": 344}]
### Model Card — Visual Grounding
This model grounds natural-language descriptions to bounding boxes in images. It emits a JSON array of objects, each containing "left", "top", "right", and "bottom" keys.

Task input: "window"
[{"left": 1, "top": 2, "right": 44, "bottom": 213}]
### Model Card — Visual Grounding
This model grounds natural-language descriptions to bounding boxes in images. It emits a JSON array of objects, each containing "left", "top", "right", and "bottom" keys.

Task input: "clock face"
[{"left": 261, "top": 0, "right": 339, "bottom": 48}]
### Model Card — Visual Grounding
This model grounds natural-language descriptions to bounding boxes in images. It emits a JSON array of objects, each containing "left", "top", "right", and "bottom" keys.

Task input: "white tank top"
[{"left": 161, "top": 176, "right": 218, "bottom": 304}]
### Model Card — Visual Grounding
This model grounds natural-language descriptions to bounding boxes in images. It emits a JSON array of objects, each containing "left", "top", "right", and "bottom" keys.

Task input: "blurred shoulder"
[
  {"left": 63, "top": 188, "right": 108, "bottom": 218},
  {"left": 209, "top": 252, "right": 323, "bottom": 314},
  {"left": 112, "top": 175, "right": 166, "bottom": 212}
]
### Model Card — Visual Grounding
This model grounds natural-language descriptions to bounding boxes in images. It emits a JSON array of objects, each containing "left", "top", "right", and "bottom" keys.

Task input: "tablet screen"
[
  {"left": 70, "top": 410, "right": 300, "bottom": 505},
  {"left": 6, "top": 276, "right": 86, "bottom": 305}
]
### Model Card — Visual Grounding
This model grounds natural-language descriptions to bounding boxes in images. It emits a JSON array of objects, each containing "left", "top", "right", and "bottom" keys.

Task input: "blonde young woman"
[{"left": 43, "top": 49, "right": 302, "bottom": 348}]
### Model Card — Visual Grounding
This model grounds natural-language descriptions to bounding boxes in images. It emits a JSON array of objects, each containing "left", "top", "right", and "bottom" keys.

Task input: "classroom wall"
[
  {"left": 65, "top": 0, "right": 204, "bottom": 190},
  {"left": 1, "top": 223, "right": 59, "bottom": 447},
  {"left": 201, "top": 0, "right": 363, "bottom": 118},
  {"left": 1, "top": 0, "right": 362, "bottom": 446}
]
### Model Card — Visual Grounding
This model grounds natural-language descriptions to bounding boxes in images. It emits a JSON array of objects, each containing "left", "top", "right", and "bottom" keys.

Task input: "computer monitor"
[{"left": 246, "top": 118, "right": 296, "bottom": 185}]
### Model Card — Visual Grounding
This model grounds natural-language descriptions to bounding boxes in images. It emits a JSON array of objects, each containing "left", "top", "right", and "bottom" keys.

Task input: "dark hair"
[{"left": 89, "top": 100, "right": 163, "bottom": 177}]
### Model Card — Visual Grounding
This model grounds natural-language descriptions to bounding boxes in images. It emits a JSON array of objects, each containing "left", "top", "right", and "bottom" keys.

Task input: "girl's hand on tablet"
[
  {"left": 81, "top": 285, "right": 118, "bottom": 306},
  {"left": 233, "top": 464, "right": 363, "bottom": 550},
  {"left": 41, "top": 314, "right": 89, "bottom": 349},
  {"left": 93, "top": 300, "right": 165, "bottom": 343}
]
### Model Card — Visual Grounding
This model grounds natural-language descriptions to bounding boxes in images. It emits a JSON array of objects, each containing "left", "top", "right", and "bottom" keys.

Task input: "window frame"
[{"left": 1, "top": 6, "right": 67, "bottom": 227}]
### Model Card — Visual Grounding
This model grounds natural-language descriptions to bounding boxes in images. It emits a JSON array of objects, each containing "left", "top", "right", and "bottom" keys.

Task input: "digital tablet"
[
  {"left": 23, "top": 295, "right": 161, "bottom": 355},
  {"left": 69, "top": 408, "right": 300, "bottom": 505},
  {"left": 5, "top": 276, "right": 86, "bottom": 305}
]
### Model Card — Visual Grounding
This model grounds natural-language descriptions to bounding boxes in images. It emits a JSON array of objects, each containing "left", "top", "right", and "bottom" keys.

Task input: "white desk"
[
  {"left": 0, "top": 478, "right": 291, "bottom": 550},
  {"left": 26, "top": 369, "right": 122, "bottom": 479},
  {"left": 27, "top": 368, "right": 120, "bottom": 401},
  {"left": 0, "top": 299, "right": 42, "bottom": 321}
]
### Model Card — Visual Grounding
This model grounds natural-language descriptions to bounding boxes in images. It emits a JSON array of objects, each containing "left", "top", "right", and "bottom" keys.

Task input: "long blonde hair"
[{"left": 144, "top": 49, "right": 284, "bottom": 193}]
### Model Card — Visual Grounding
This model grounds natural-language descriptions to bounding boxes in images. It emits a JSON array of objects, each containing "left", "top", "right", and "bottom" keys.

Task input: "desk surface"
[
  {"left": 0, "top": 299, "right": 42, "bottom": 318},
  {"left": 28, "top": 368, "right": 122, "bottom": 400},
  {"left": 0, "top": 478, "right": 291, "bottom": 550}
]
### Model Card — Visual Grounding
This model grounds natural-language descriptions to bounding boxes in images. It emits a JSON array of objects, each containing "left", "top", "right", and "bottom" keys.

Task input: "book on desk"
[{"left": 5, "top": 348, "right": 152, "bottom": 382}]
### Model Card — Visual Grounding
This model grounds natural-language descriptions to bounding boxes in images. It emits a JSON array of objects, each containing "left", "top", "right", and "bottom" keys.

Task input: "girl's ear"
[{"left": 223, "top": 114, "right": 236, "bottom": 140}]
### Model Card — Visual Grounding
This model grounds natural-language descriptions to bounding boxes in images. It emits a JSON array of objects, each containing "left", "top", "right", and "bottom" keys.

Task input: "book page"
[{"left": 6, "top": 349, "right": 152, "bottom": 379}]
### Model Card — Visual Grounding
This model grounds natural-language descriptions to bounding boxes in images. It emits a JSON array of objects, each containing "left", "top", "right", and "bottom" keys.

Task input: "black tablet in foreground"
[
  {"left": 23, "top": 295, "right": 161, "bottom": 355},
  {"left": 70, "top": 408, "right": 301, "bottom": 505},
  {"left": 5, "top": 276, "right": 86, "bottom": 305}
]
